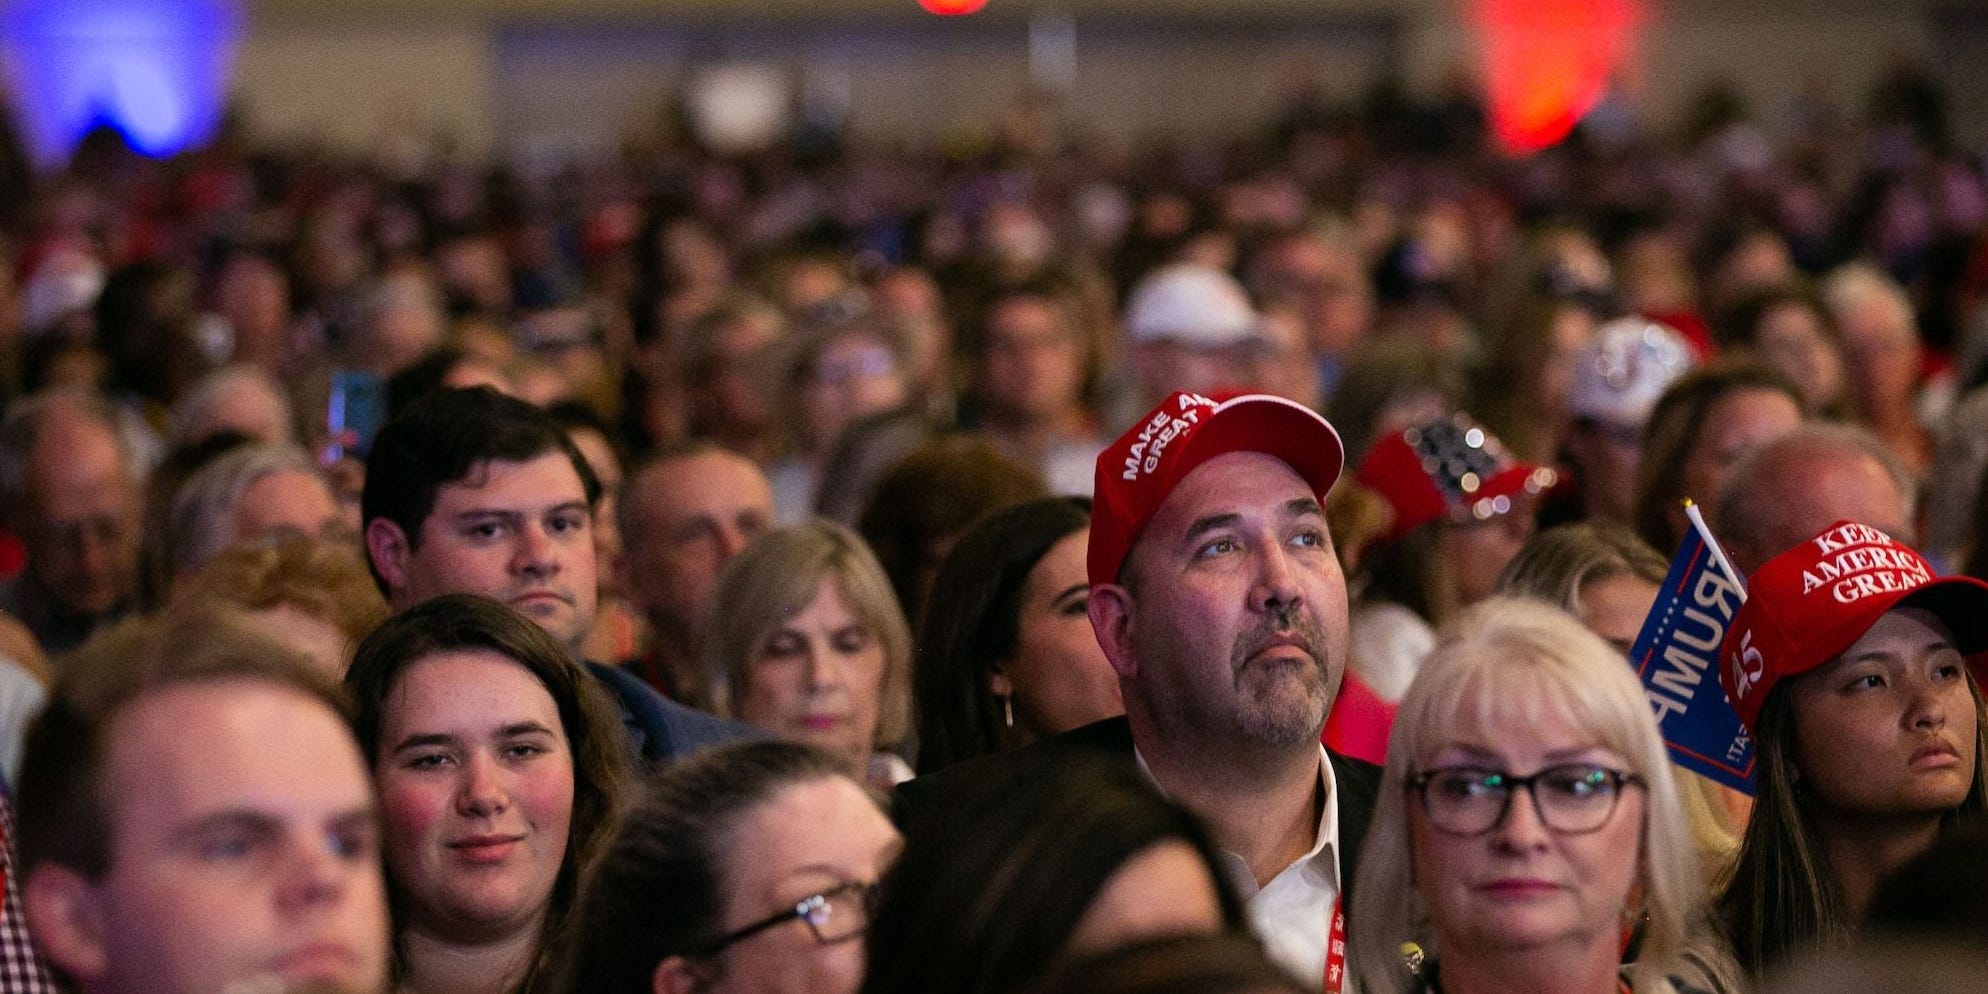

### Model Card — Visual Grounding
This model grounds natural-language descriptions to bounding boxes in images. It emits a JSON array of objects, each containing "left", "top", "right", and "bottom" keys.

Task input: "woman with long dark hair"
[
  {"left": 346, "top": 594, "right": 631, "bottom": 994},
  {"left": 913, "top": 496, "right": 1120, "bottom": 773},
  {"left": 1714, "top": 521, "right": 1988, "bottom": 978}
]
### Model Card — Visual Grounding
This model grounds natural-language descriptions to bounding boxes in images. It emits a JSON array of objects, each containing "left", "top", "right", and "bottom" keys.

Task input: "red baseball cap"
[
  {"left": 1719, "top": 520, "right": 1988, "bottom": 734},
  {"left": 1354, "top": 414, "right": 1558, "bottom": 545},
  {"left": 1089, "top": 391, "right": 1344, "bottom": 586}
]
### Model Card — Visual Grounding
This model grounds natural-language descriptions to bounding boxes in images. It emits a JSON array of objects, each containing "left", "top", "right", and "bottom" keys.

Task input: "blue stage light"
[{"left": 1, "top": 0, "right": 240, "bottom": 166}]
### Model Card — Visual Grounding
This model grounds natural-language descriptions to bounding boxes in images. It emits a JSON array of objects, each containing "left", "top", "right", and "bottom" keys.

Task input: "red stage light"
[
  {"left": 919, "top": 0, "right": 988, "bottom": 14},
  {"left": 1474, "top": 0, "right": 1642, "bottom": 154}
]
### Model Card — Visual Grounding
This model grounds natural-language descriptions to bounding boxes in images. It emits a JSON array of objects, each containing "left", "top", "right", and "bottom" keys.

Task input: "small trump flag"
[{"left": 1626, "top": 502, "right": 1755, "bottom": 794}]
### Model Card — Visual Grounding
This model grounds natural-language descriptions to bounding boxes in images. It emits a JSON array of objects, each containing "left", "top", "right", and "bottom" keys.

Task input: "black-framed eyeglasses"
[
  {"left": 1407, "top": 763, "right": 1644, "bottom": 836},
  {"left": 699, "top": 880, "right": 878, "bottom": 956}
]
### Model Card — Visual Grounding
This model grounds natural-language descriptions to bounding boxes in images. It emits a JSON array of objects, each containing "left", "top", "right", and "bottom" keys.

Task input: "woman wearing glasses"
[
  {"left": 344, "top": 594, "right": 632, "bottom": 994},
  {"left": 551, "top": 740, "right": 900, "bottom": 994},
  {"left": 1351, "top": 597, "right": 1704, "bottom": 994}
]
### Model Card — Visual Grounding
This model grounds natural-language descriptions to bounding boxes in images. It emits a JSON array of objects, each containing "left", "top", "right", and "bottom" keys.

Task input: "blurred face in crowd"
[
  {"left": 1709, "top": 233, "right": 1794, "bottom": 312},
  {"left": 1575, "top": 572, "right": 1660, "bottom": 657},
  {"left": 1788, "top": 607, "right": 1979, "bottom": 823},
  {"left": 979, "top": 294, "right": 1088, "bottom": 426},
  {"left": 233, "top": 469, "right": 346, "bottom": 551},
  {"left": 28, "top": 679, "right": 388, "bottom": 994},
  {"left": 180, "top": 373, "right": 293, "bottom": 445},
  {"left": 993, "top": 527, "right": 1122, "bottom": 741},
  {"left": 358, "top": 273, "right": 448, "bottom": 378},
  {"left": 799, "top": 333, "right": 908, "bottom": 455},
  {"left": 212, "top": 254, "right": 292, "bottom": 372},
  {"left": 1237, "top": 305, "right": 1321, "bottom": 408},
  {"left": 368, "top": 453, "right": 597, "bottom": 653},
  {"left": 563, "top": 425, "right": 624, "bottom": 597},
  {"left": 1540, "top": 304, "right": 1601, "bottom": 434},
  {"left": 436, "top": 235, "right": 512, "bottom": 316},
  {"left": 1677, "top": 387, "right": 1802, "bottom": 533},
  {"left": 681, "top": 776, "right": 900, "bottom": 994},
  {"left": 1754, "top": 301, "right": 1845, "bottom": 415},
  {"left": 658, "top": 218, "right": 733, "bottom": 291},
  {"left": 1836, "top": 296, "right": 1921, "bottom": 420},
  {"left": 1447, "top": 512, "right": 1537, "bottom": 610},
  {"left": 620, "top": 451, "right": 774, "bottom": 640},
  {"left": 1566, "top": 415, "right": 1643, "bottom": 525},
  {"left": 701, "top": 315, "right": 783, "bottom": 440},
  {"left": 1252, "top": 236, "right": 1374, "bottom": 358},
  {"left": 21, "top": 413, "right": 141, "bottom": 618},
  {"left": 738, "top": 578, "right": 887, "bottom": 770},
  {"left": 375, "top": 650, "right": 575, "bottom": 941}
]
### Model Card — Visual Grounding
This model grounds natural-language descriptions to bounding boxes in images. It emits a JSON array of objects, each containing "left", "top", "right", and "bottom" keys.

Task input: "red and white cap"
[
  {"left": 1089, "top": 391, "right": 1343, "bottom": 586},
  {"left": 1354, "top": 414, "right": 1557, "bottom": 545},
  {"left": 1719, "top": 520, "right": 1988, "bottom": 734}
]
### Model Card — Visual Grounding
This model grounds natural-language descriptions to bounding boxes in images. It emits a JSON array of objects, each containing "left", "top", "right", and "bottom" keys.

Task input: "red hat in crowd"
[
  {"left": 1089, "top": 391, "right": 1343, "bottom": 586},
  {"left": 1354, "top": 414, "right": 1557, "bottom": 545},
  {"left": 1719, "top": 520, "right": 1988, "bottom": 734}
]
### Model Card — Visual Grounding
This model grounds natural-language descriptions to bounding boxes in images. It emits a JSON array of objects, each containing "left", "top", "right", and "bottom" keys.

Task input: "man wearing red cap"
[
  {"left": 1088, "top": 390, "right": 1377, "bottom": 988},
  {"left": 904, "top": 390, "right": 1379, "bottom": 989}
]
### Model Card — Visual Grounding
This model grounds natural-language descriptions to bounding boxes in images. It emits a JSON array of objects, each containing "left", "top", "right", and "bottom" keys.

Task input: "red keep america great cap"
[
  {"left": 1718, "top": 519, "right": 1988, "bottom": 734},
  {"left": 1088, "top": 391, "right": 1344, "bottom": 586}
]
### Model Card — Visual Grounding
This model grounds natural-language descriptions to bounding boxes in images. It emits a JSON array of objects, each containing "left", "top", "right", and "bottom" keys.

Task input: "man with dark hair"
[
  {"left": 16, "top": 607, "right": 388, "bottom": 994},
  {"left": 362, "top": 386, "right": 754, "bottom": 761},
  {"left": 615, "top": 443, "right": 773, "bottom": 702},
  {"left": 0, "top": 389, "right": 145, "bottom": 653},
  {"left": 902, "top": 391, "right": 1378, "bottom": 988}
]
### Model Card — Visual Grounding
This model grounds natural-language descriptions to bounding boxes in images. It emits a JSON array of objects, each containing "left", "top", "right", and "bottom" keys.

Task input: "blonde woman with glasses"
[{"left": 1351, "top": 597, "right": 1704, "bottom": 994}]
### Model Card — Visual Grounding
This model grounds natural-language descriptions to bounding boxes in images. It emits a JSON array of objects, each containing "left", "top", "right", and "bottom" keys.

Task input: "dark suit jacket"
[
  {"left": 893, "top": 715, "right": 1383, "bottom": 908},
  {"left": 587, "top": 660, "right": 765, "bottom": 764}
]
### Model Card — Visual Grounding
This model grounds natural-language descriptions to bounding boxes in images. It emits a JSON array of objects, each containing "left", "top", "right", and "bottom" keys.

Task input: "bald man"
[
  {"left": 1713, "top": 423, "right": 1916, "bottom": 577},
  {"left": 0, "top": 391, "right": 144, "bottom": 653},
  {"left": 616, "top": 444, "right": 775, "bottom": 702}
]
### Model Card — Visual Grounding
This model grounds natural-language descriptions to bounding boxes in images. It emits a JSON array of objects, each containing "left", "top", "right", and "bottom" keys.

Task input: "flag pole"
[{"left": 1682, "top": 498, "right": 1745, "bottom": 594}]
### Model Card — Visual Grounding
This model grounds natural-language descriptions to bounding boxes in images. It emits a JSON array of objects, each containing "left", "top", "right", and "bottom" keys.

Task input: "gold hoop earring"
[{"left": 1002, "top": 695, "right": 1014, "bottom": 729}]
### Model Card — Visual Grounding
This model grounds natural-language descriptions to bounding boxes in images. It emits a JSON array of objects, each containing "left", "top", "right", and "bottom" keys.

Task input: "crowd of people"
[{"left": 0, "top": 56, "right": 1981, "bottom": 994}]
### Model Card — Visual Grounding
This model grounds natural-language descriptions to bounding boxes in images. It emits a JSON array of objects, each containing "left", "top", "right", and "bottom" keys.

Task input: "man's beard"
[{"left": 1225, "top": 605, "right": 1336, "bottom": 748}]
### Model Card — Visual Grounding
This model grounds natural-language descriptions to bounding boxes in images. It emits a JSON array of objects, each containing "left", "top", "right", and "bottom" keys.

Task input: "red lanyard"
[{"left": 1322, "top": 897, "right": 1346, "bottom": 994}]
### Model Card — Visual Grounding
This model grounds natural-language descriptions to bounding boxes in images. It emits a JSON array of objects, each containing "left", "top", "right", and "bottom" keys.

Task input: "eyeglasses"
[
  {"left": 699, "top": 880, "right": 878, "bottom": 956},
  {"left": 1407, "top": 763, "right": 1643, "bottom": 836}
]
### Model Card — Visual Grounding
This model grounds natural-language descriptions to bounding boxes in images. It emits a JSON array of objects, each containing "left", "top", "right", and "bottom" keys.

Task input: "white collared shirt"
[{"left": 1136, "top": 744, "right": 1349, "bottom": 990}]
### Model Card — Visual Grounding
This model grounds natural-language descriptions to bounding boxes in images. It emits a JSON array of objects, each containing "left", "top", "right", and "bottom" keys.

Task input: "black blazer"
[{"left": 893, "top": 715, "right": 1383, "bottom": 907}]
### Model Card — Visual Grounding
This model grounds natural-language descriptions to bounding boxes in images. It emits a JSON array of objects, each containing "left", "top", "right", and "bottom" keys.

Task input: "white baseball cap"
[
  {"left": 1123, "top": 263, "right": 1259, "bottom": 348},
  {"left": 1567, "top": 316, "right": 1695, "bottom": 429}
]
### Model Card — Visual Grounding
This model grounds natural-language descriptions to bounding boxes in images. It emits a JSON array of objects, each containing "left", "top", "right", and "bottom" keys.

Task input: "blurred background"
[{"left": 1, "top": 0, "right": 1978, "bottom": 168}]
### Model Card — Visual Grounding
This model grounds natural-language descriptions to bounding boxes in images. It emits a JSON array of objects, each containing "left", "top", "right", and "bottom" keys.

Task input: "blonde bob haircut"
[
  {"left": 702, "top": 518, "right": 912, "bottom": 753},
  {"left": 1350, "top": 597, "right": 1702, "bottom": 994}
]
